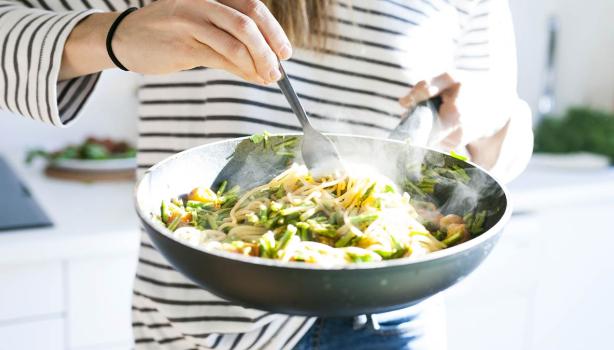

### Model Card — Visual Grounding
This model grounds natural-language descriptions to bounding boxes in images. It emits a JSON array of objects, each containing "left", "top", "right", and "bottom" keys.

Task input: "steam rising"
[{"left": 222, "top": 131, "right": 504, "bottom": 231}]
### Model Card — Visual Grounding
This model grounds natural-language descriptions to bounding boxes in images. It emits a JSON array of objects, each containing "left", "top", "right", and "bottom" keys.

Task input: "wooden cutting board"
[{"left": 45, "top": 165, "right": 135, "bottom": 182}]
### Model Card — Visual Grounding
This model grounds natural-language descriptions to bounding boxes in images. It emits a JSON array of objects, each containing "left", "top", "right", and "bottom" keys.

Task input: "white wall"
[
  {"left": 0, "top": 70, "right": 139, "bottom": 153},
  {"left": 509, "top": 0, "right": 614, "bottom": 116},
  {"left": 552, "top": 0, "right": 614, "bottom": 112},
  {"left": 509, "top": 0, "right": 556, "bottom": 115}
]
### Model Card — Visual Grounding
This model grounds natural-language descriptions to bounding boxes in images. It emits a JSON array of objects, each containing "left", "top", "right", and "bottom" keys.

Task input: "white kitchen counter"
[
  {"left": 508, "top": 161, "right": 614, "bottom": 213},
  {"left": 0, "top": 150, "right": 141, "bottom": 266}
]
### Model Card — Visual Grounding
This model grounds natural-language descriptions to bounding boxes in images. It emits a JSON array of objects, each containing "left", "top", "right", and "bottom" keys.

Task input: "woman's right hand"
[{"left": 61, "top": 0, "right": 292, "bottom": 84}]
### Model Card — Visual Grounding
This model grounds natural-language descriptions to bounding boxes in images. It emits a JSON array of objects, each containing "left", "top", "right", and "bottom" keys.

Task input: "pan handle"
[{"left": 389, "top": 96, "right": 443, "bottom": 145}]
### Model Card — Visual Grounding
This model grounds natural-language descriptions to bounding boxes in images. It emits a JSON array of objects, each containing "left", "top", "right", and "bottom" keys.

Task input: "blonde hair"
[{"left": 262, "top": 0, "right": 334, "bottom": 50}]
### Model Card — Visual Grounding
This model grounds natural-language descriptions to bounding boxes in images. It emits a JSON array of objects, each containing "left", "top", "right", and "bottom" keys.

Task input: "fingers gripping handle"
[{"left": 389, "top": 96, "right": 443, "bottom": 146}]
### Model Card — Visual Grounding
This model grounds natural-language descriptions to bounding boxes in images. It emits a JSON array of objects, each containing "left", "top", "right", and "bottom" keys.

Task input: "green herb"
[
  {"left": 449, "top": 150, "right": 468, "bottom": 161},
  {"left": 535, "top": 107, "right": 614, "bottom": 163},
  {"left": 249, "top": 131, "right": 270, "bottom": 144},
  {"left": 384, "top": 184, "right": 396, "bottom": 193}
]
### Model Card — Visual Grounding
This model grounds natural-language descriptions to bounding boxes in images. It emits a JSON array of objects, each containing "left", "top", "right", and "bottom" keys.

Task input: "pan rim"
[{"left": 134, "top": 133, "right": 512, "bottom": 271}]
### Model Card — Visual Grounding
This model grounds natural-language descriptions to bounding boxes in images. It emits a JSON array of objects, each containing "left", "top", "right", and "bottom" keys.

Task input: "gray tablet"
[{"left": 0, "top": 156, "right": 52, "bottom": 231}]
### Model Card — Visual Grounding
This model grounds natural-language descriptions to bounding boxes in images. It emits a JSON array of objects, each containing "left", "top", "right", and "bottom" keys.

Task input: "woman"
[{"left": 0, "top": 0, "right": 532, "bottom": 349}]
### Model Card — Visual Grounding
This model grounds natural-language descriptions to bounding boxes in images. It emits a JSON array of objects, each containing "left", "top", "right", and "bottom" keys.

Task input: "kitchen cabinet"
[
  {"left": 67, "top": 255, "right": 136, "bottom": 349},
  {"left": 0, "top": 262, "right": 63, "bottom": 322},
  {"left": 0, "top": 256, "right": 137, "bottom": 350},
  {"left": 0, "top": 318, "right": 64, "bottom": 350}
]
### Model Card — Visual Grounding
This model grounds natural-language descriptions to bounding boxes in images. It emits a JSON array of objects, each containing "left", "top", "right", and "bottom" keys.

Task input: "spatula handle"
[
  {"left": 277, "top": 61, "right": 313, "bottom": 130},
  {"left": 389, "top": 96, "right": 442, "bottom": 145}
]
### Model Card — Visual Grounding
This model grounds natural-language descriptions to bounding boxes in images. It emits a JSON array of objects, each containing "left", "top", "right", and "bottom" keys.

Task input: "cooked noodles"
[{"left": 158, "top": 164, "right": 477, "bottom": 265}]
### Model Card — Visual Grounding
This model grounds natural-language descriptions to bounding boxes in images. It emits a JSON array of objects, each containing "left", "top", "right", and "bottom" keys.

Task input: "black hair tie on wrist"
[{"left": 106, "top": 7, "right": 137, "bottom": 71}]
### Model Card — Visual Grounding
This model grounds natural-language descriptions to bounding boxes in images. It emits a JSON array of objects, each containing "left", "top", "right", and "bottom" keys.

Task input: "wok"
[{"left": 135, "top": 134, "right": 510, "bottom": 317}]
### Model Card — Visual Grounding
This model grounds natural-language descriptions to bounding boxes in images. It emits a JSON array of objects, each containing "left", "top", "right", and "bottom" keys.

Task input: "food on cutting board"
[{"left": 26, "top": 137, "right": 136, "bottom": 163}]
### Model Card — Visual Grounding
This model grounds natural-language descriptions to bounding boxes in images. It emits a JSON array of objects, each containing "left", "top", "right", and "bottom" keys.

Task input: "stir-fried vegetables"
[{"left": 157, "top": 162, "right": 486, "bottom": 265}]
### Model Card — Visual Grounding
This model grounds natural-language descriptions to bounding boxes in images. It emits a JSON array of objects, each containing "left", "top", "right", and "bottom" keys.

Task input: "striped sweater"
[{"left": 0, "top": 0, "right": 531, "bottom": 349}]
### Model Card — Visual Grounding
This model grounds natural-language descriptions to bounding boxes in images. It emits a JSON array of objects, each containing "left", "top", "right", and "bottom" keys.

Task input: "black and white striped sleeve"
[{"left": 0, "top": 0, "right": 101, "bottom": 127}]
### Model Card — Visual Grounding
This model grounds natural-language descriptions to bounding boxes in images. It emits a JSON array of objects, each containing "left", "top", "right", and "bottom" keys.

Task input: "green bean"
[
  {"left": 328, "top": 212, "right": 341, "bottom": 225},
  {"left": 280, "top": 205, "right": 312, "bottom": 216},
  {"left": 335, "top": 232, "right": 354, "bottom": 247},
  {"left": 275, "top": 224, "right": 297, "bottom": 252},
  {"left": 442, "top": 232, "right": 462, "bottom": 246},
  {"left": 452, "top": 165, "right": 471, "bottom": 183},
  {"left": 276, "top": 151, "right": 295, "bottom": 157},
  {"left": 404, "top": 180, "right": 426, "bottom": 198},
  {"left": 300, "top": 207, "right": 317, "bottom": 221},
  {"left": 206, "top": 214, "right": 217, "bottom": 229},
  {"left": 463, "top": 212, "right": 474, "bottom": 228},
  {"left": 270, "top": 201, "right": 283, "bottom": 212},
  {"left": 313, "top": 216, "right": 328, "bottom": 223},
  {"left": 264, "top": 214, "right": 279, "bottom": 229},
  {"left": 434, "top": 230, "right": 447, "bottom": 241},
  {"left": 346, "top": 250, "right": 379, "bottom": 263},
  {"left": 167, "top": 215, "right": 182, "bottom": 231},
  {"left": 186, "top": 200, "right": 212, "bottom": 209},
  {"left": 273, "top": 137, "right": 298, "bottom": 151},
  {"left": 245, "top": 213, "right": 259, "bottom": 224},
  {"left": 349, "top": 213, "right": 379, "bottom": 226},
  {"left": 161, "top": 201, "right": 170, "bottom": 223},
  {"left": 216, "top": 180, "right": 227, "bottom": 196},
  {"left": 296, "top": 222, "right": 310, "bottom": 241},
  {"left": 258, "top": 204, "right": 268, "bottom": 222},
  {"left": 373, "top": 248, "right": 396, "bottom": 259},
  {"left": 470, "top": 210, "right": 486, "bottom": 234},
  {"left": 258, "top": 231, "right": 276, "bottom": 258},
  {"left": 360, "top": 183, "right": 376, "bottom": 203},
  {"left": 276, "top": 186, "right": 286, "bottom": 198},
  {"left": 226, "top": 185, "right": 240, "bottom": 196}
]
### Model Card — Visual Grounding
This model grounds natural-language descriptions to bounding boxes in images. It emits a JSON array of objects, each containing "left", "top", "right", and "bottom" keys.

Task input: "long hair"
[{"left": 261, "top": 0, "right": 334, "bottom": 50}]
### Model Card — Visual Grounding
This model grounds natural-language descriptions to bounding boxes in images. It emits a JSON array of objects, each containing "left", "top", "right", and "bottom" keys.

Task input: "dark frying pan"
[{"left": 134, "top": 133, "right": 510, "bottom": 317}]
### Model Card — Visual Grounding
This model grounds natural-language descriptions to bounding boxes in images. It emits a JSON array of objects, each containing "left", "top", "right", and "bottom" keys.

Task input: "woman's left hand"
[
  {"left": 399, "top": 73, "right": 518, "bottom": 170},
  {"left": 398, "top": 73, "right": 462, "bottom": 150}
]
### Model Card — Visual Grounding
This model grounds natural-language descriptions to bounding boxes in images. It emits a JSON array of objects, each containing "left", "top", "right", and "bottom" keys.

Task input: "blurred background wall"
[
  {"left": 511, "top": 0, "right": 614, "bottom": 117},
  {"left": 1, "top": 0, "right": 613, "bottom": 149}
]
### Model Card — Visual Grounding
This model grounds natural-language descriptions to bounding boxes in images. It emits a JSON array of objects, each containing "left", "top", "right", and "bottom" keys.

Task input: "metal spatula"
[
  {"left": 210, "top": 63, "right": 345, "bottom": 192},
  {"left": 277, "top": 62, "right": 345, "bottom": 177}
]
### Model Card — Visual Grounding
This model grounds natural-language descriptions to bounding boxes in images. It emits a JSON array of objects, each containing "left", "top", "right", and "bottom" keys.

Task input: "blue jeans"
[{"left": 293, "top": 295, "right": 446, "bottom": 350}]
